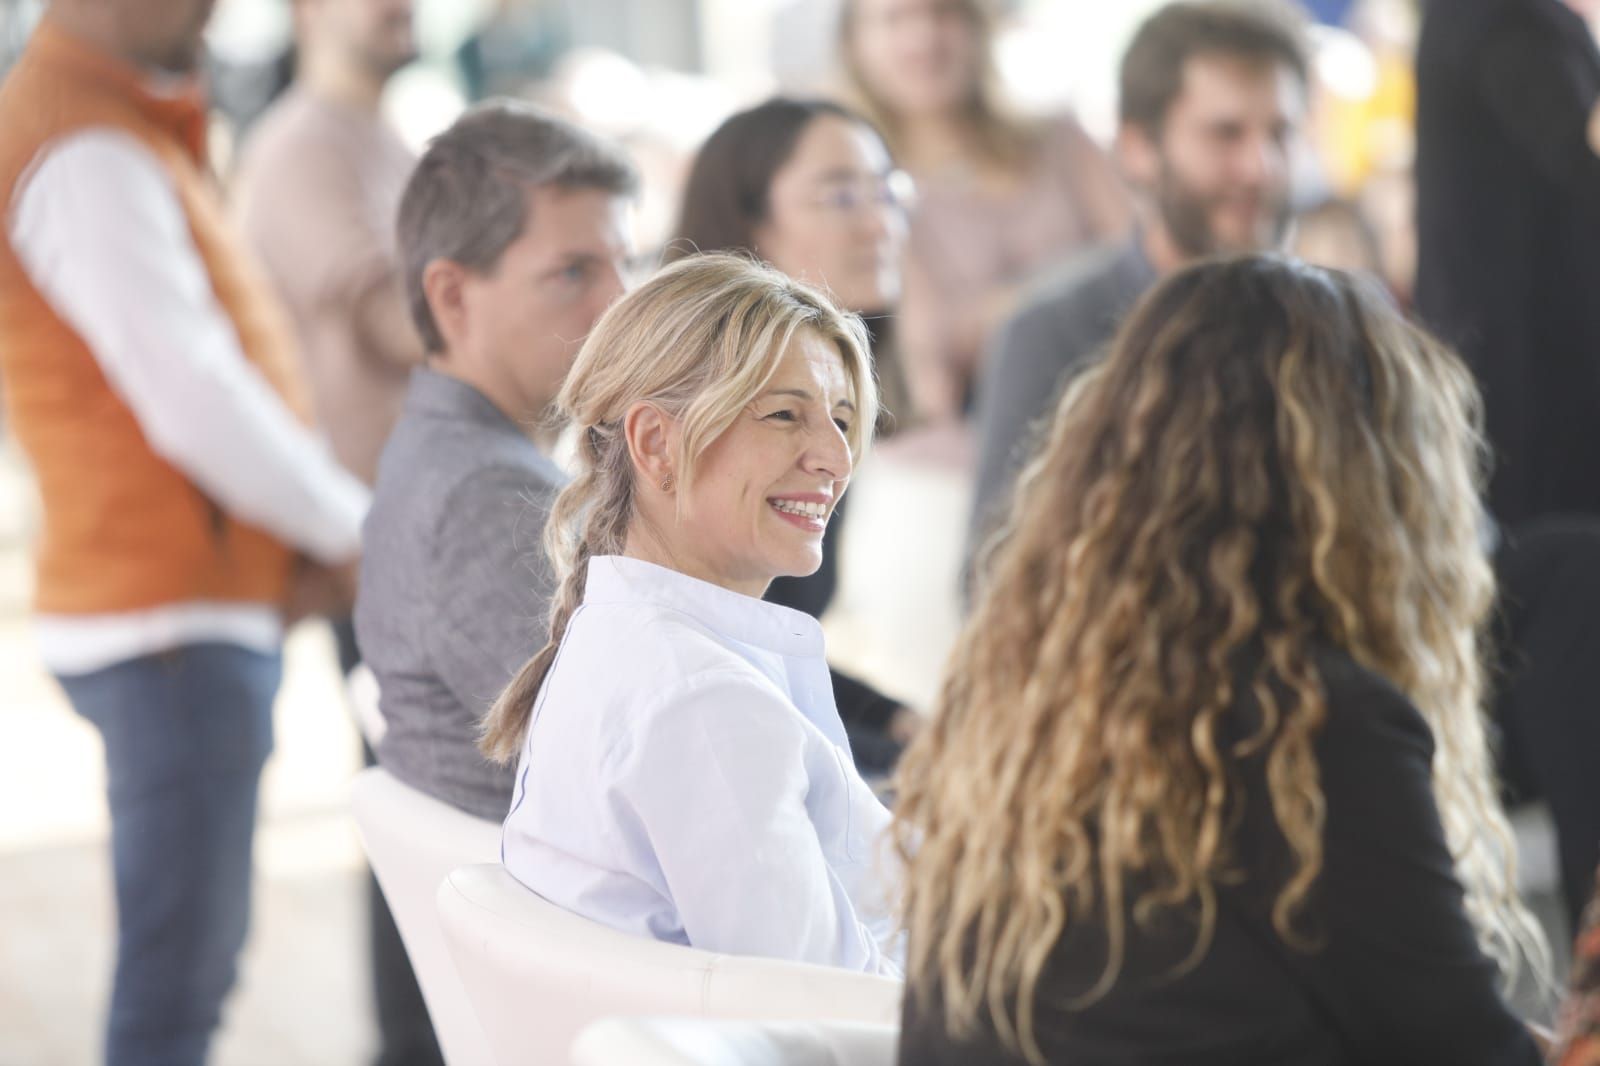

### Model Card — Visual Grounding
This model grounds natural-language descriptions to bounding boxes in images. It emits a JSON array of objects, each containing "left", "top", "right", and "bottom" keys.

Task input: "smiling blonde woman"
[{"left": 484, "top": 253, "right": 902, "bottom": 975}]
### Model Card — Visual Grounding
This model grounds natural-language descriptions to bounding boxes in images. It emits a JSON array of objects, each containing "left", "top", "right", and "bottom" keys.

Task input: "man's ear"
[
  {"left": 422, "top": 258, "right": 470, "bottom": 354},
  {"left": 1116, "top": 122, "right": 1161, "bottom": 191},
  {"left": 622, "top": 401, "right": 677, "bottom": 493}
]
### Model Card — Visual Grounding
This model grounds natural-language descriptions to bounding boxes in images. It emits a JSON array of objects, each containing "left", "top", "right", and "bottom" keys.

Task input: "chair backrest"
[
  {"left": 344, "top": 663, "right": 388, "bottom": 747},
  {"left": 350, "top": 767, "right": 502, "bottom": 1066},
  {"left": 570, "top": 1017, "right": 899, "bottom": 1066},
  {"left": 436, "top": 863, "right": 905, "bottom": 1066}
]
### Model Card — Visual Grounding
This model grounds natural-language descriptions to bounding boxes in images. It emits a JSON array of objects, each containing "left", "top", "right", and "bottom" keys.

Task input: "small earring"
[{"left": 660, "top": 474, "right": 674, "bottom": 492}]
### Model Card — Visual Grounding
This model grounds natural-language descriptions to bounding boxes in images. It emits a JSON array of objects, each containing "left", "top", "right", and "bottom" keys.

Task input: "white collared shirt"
[{"left": 501, "top": 555, "right": 903, "bottom": 977}]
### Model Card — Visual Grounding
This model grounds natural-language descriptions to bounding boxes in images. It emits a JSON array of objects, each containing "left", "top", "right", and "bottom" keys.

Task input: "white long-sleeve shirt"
[
  {"left": 502, "top": 555, "right": 904, "bottom": 977},
  {"left": 8, "top": 127, "right": 370, "bottom": 675}
]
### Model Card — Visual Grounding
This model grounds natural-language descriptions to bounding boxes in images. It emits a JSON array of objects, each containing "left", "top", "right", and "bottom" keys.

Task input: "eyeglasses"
[{"left": 805, "top": 170, "right": 918, "bottom": 218}]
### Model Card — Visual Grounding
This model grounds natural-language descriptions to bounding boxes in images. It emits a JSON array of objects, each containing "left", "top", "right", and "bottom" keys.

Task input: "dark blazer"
[
  {"left": 898, "top": 649, "right": 1542, "bottom": 1066},
  {"left": 354, "top": 369, "right": 564, "bottom": 821},
  {"left": 1414, "top": 0, "right": 1600, "bottom": 524}
]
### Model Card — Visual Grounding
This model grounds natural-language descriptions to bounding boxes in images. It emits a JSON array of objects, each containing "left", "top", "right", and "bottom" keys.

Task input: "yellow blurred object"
[{"left": 1318, "top": 45, "right": 1416, "bottom": 194}]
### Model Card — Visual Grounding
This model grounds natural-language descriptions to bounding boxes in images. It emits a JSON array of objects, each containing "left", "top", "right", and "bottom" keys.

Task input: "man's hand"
[{"left": 284, "top": 556, "right": 360, "bottom": 627}]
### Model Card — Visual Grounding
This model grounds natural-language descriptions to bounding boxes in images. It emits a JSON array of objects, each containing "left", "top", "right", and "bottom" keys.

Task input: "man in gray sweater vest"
[{"left": 356, "top": 102, "right": 637, "bottom": 821}]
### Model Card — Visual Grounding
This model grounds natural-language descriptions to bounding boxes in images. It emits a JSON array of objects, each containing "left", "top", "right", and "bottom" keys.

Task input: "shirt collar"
[
  {"left": 406, "top": 367, "right": 529, "bottom": 436},
  {"left": 582, "top": 555, "right": 826, "bottom": 661}
]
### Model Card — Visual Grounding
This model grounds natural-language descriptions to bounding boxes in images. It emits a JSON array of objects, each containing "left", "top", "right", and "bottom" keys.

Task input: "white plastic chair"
[
  {"left": 570, "top": 1017, "right": 899, "bottom": 1066},
  {"left": 436, "top": 863, "right": 904, "bottom": 1066},
  {"left": 351, "top": 767, "right": 502, "bottom": 1065},
  {"left": 344, "top": 662, "right": 388, "bottom": 746}
]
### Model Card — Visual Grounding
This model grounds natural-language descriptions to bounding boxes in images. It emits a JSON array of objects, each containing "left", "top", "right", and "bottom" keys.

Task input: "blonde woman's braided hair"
[{"left": 480, "top": 253, "right": 877, "bottom": 763}]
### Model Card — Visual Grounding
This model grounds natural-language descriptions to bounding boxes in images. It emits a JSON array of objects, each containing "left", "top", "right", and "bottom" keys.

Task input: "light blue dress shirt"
[{"left": 501, "top": 555, "right": 903, "bottom": 977}]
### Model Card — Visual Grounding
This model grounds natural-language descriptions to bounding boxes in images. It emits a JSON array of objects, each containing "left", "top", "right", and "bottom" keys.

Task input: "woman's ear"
[{"left": 622, "top": 401, "right": 677, "bottom": 493}]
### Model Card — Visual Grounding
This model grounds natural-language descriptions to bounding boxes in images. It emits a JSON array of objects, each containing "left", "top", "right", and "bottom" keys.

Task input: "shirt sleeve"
[
  {"left": 423, "top": 465, "right": 558, "bottom": 715},
  {"left": 1282, "top": 660, "right": 1542, "bottom": 1065},
  {"left": 1475, "top": 9, "right": 1600, "bottom": 196},
  {"left": 613, "top": 670, "right": 902, "bottom": 978},
  {"left": 9, "top": 128, "right": 368, "bottom": 563}
]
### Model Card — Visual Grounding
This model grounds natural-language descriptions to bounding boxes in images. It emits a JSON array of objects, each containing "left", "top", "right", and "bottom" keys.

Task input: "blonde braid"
[{"left": 479, "top": 424, "right": 632, "bottom": 763}]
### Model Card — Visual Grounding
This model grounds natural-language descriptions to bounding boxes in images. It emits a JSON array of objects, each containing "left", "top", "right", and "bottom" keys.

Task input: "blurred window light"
[
  {"left": 559, "top": 48, "right": 651, "bottom": 132},
  {"left": 207, "top": 0, "right": 292, "bottom": 67},
  {"left": 1309, "top": 24, "right": 1379, "bottom": 102},
  {"left": 384, "top": 65, "right": 469, "bottom": 153}
]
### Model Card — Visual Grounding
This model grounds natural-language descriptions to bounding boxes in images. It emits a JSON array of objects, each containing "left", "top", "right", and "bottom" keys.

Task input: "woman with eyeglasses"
[
  {"left": 840, "top": 0, "right": 1131, "bottom": 423},
  {"left": 668, "top": 97, "right": 922, "bottom": 776}
]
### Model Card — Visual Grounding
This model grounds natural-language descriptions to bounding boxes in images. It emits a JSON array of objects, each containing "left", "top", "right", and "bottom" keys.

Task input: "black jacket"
[
  {"left": 898, "top": 649, "right": 1540, "bottom": 1066},
  {"left": 1414, "top": 0, "right": 1600, "bottom": 524}
]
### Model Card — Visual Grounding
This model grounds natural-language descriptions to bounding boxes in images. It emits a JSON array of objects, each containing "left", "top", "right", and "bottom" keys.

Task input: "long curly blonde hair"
[{"left": 892, "top": 255, "right": 1547, "bottom": 1061}]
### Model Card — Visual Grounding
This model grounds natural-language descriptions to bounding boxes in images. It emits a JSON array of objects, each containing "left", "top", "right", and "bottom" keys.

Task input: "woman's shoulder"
[
  {"left": 540, "top": 602, "right": 797, "bottom": 766},
  {"left": 1230, "top": 644, "right": 1435, "bottom": 761},
  {"left": 565, "top": 596, "right": 752, "bottom": 663},
  {"left": 557, "top": 600, "right": 780, "bottom": 706},
  {"left": 1306, "top": 646, "right": 1437, "bottom": 771}
]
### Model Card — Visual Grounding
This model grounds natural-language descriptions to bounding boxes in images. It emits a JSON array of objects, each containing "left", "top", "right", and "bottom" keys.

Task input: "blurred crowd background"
[{"left": 0, "top": 0, "right": 1426, "bottom": 292}]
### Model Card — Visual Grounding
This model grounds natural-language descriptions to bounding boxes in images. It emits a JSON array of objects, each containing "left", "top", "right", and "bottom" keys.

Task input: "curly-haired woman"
[{"left": 893, "top": 254, "right": 1550, "bottom": 1064}]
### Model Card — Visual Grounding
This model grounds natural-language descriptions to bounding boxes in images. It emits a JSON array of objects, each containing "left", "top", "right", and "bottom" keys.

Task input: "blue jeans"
[{"left": 57, "top": 643, "right": 280, "bottom": 1066}]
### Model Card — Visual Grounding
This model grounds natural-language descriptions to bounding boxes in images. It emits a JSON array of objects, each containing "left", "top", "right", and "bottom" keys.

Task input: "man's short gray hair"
[{"left": 397, "top": 100, "right": 640, "bottom": 353}]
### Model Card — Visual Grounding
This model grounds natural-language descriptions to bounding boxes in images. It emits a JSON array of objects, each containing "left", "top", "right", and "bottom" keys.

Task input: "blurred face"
[
  {"left": 755, "top": 115, "right": 908, "bottom": 314},
  {"left": 457, "top": 186, "right": 631, "bottom": 418},
  {"left": 113, "top": 0, "right": 217, "bottom": 74},
  {"left": 848, "top": 0, "right": 980, "bottom": 119},
  {"left": 301, "top": 0, "right": 416, "bottom": 79},
  {"left": 1124, "top": 55, "right": 1303, "bottom": 257},
  {"left": 672, "top": 330, "right": 857, "bottom": 597},
  {"left": 1290, "top": 213, "right": 1381, "bottom": 278}
]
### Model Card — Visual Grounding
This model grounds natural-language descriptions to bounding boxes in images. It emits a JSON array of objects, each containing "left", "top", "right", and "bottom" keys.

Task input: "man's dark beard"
[{"left": 1153, "top": 159, "right": 1290, "bottom": 258}]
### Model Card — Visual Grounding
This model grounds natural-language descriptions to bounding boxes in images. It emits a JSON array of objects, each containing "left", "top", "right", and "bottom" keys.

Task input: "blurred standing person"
[
  {"left": 840, "top": 0, "right": 1131, "bottom": 424},
  {"left": 1415, "top": 0, "right": 1600, "bottom": 526},
  {"left": 0, "top": 1, "right": 368, "bottom": 1063},
  {"left": 967, "top": 0, "right": 1308, "bottom": 553},
  {"left": 668, "top": 97, "right": 920, "bottom": 773},
  {"left": 232, "top": 2, "right": 434, "bottom": 1063},
  {"left": 236, "top": 0, "right": 419, "bottom": 505}
]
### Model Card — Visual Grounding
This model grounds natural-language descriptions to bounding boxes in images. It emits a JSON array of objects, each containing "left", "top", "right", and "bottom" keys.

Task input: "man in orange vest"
[{"left": 0, "top": 2, "right": 368, "bottom": 1063}]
